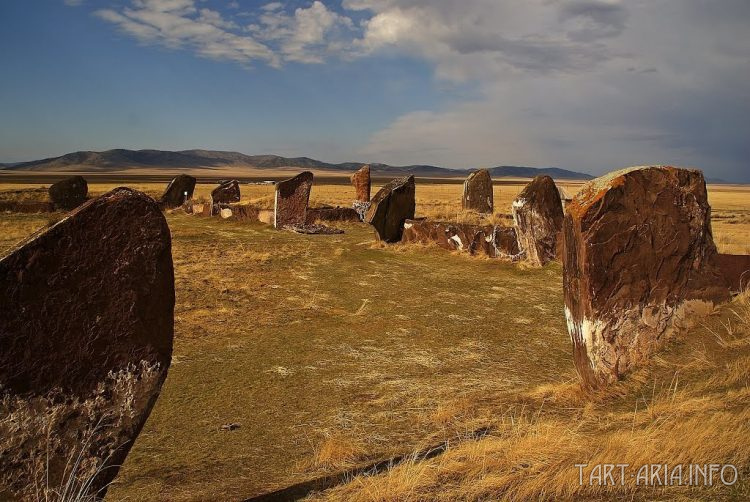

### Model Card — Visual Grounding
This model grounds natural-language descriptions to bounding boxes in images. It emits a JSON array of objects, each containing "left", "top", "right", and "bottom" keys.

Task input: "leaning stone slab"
[
  {"left": 49, "top": 176, "right": 88, "bottom": 210},
  {"left": 160, "top": 174, "right": 196, "bottom": 209},
  {"left": 351, "top": 165, "right": 371, "bottom": 202},
  {"left": 211, "top": 179, "right": 241, "bottom": 215},
  {"left": 274, "top": 172, "right": 313, "bottom": 228},
  {"left": 402, "top": 219, "right": 520, "bottom": 259},
  {"left": 0, "top": 187, "right": 174, "bottom": 500},
  {"left": 365, "top": 175, "right": 416, "bottom": 243},
  {"left": 563, "top": 166, "right": 731, "bottom": 388},
  {"left": 512, "top": 175, "right": 564, "bottom": 266},
  {"left": 462, "top": 169, "right": 493, "bottom": 213}
]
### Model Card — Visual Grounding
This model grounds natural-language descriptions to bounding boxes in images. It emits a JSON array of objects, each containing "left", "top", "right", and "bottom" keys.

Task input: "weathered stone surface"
[
  {"left": 563, "top": 166, "right": 731, "bottom": 388},
  {"left": 462, "top": 169, "right": 493, "bottom": 213},
  {"left": 0, "top": 187, "right": 174, "bottom": 499},
  {"left": 258, "top": 210, "right": 274, "bottom": 225},
  {"left": 512, "top": 175, "right": 564, "bottom": 266},
  {"left": 351, "top": 165, "right": 371, "bottom": 202},
  {"left": 365, "top": 175, "right": 416, "bottom": 243},
  {"left": 210, "top": 180, "right": 241, "bottom": 216},
  {"left": 211, "top": 180, "right": 241, "bottom": 202},
  {"left": 48, "top": 176, "right": 88, "bottom": 210},
  {"left": 160, "top": 174, "right": 196, "bottom": 209},
  {"left": 274, "top": 171, "right": 313, "bottom": 228},
  {"left": 188, "top": 202, "right": 210, "bottom": 216},
  {"left": 284, "top": 223, "right": 345, "bottom": 235},
  {"left": 220, "top": 208, "right": 233, "bottom": 219},
  {"left": 352, "top": 200, "right": 371, "bottom": 221},
  {"left": 402, "top": 219, "right": 520, "bottom": 259},
  {"left": 229, "top": 203, "right": 261, "bottom": 222},
  {"left": 716, "top": 254, "right": 750, "bottom": 293},
  {"left": 306, "top": 206, "right": 360, "bottom": 224}
]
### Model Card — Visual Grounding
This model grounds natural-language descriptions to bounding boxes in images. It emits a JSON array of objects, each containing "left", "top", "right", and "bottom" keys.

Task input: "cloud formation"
[{"left": 90, "top": 0, "right": 750, "bottom": 180}]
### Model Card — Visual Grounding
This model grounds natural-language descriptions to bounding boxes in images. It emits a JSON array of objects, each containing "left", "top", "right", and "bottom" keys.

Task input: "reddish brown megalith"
[
  {"left": 563, "top": 166, "right": 730, "bottom": 388},
  {"left": 365, "top": 175, "right": 416, "bottom": 243},
  {"left": 274, "top": 171, "right": 313, "bottom": 228},
  {"left": 512, "top": 175, "right": 564, "bottom": 266},
  {"left": 160, "top": 174, "right": 197, "bottom": 209},
  {"left": 211, "top": 179, "right": 241, "bottom": 215},
  {"left": 351, "top": 165, "right": 371, "bottom": 202},
  {"left": 49, "top": 175, "right": 88, "bottom": 210},
  {"left": 0, "top": 187, "right": 174, "bottom": 500},
  {"left": 462, "top": 169, "right": 493, "bottom": 213},
  {"left": 401, "top": 219, "right": 520, "bottom": 259}
]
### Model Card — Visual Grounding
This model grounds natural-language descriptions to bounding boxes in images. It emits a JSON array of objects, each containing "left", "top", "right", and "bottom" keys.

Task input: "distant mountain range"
[{"left": 0, "top": 148, "right": 595, "bottom": 179}]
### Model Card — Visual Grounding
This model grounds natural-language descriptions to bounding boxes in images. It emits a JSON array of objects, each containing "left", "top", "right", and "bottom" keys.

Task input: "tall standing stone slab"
[
  {"left": 365, "top": 175, "right": 415, "bottom": 243},
  {"left": 512, "top": 175, "right": 564, "bottom": 266},
  {"left": 274, "top": 171, "right": 313, "bottom": 228},
  {"left": 160, "top": 174, "right": 197, "bottom": 209},
  {"left": 0, "top": 187, "right": 175, "bottom": 500},
  {"left": 563, "top": 166, "right": 731, "bottom": 388},
  {"left": 462, "top": 169, "right": 493, "bottom": 213},
  {"left": 351, "top": 165, "right": 371, "bottom": 202},
  {"left": 48, "top": 175, "right": 88, "bottom": 210}
]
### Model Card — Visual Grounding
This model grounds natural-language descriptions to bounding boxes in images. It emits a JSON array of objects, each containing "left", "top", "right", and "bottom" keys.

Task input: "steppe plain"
[{"left": 1, "top": 173, "right": 749, "bottom": 501}]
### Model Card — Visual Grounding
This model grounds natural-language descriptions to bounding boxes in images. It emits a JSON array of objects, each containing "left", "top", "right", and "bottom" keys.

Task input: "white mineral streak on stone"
[
  {"left": 220, "top": 208, "right": 232, "bottom": 219},
  {"left": 404, "top": 222, "right": 413, "bottom": 229},
  {"left": 273, "top": 188, "right": 279, "bottom": 228},
  {"left": 450, "top": 235, "right": 463, "bottom": 250}
]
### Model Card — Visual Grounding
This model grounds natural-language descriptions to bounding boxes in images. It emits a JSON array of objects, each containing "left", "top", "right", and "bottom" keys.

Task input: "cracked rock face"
[
  {"left": 211, "top": 180, "right": 241, "bottom": 215},
  {"left": 462, "top": 169, "right": 493, "bottom": 214},
  {"left": 0, "top": 187, "right": 174, "bottom": 500},
  {"left": 512, "top": 175, "right": 564, "bottom": 267},
  {"left": 563, "top": 166, "right": 731, "bottom": 388},
  {"left": 160, "top": 174, "right": 196, "bottom": 209},
  {"left": 274, "top": 171, "right": 313, "bottom": 228},
  {"left": 401, "top": 219, "right": 520, "bottom": 259},
  {"left": 48, "top": 176, "right": 88, "bottom": 210},
  {"left": 365, "top": 175, "right": 415, "bottom": 243},
  {"left": 351, "top": 165, "right": 371, "bottom": 202}
]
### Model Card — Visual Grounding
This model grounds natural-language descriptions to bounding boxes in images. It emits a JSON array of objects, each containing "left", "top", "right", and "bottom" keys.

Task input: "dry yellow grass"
[
  {"left": 309, "top": 292, "right": 750, "bottom": 501},
  {"left": 0, "top": 178, "right": 749, "bottom": 501}
]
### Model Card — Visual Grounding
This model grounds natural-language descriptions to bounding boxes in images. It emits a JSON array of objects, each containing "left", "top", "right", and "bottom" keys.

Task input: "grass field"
[{"left": 1, "top": 179, "right": 749, "bottom": 501}]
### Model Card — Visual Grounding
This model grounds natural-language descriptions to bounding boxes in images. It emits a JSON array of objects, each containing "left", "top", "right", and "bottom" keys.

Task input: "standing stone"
[
  {"left": 48, "top": 175, "right": 88, "bottom": 210},
  {"left": 512, "top": 175, "right": 564, "bottom": 266},
  {"left": 274, "top": 171, "right": 313, "bottom": 228},
  {"left": 351, "top": 165, "right": 371, "bottom": 202},
  {"left": 211, "top": 180, "right": 241, "bottom": 215},
  {"left": 563, "top": 166, "right": 731, "bottom": 388},
  {"left": 462, "top": 169, "right": 493, "bottom": 213},
  {"left": 160, "top": 174, "right": 196, "bottom": 209},
  {"left": 365, "top": 175, "right": 416, "bottom": 243},
  {"left": 0, "top": 187, "right": 174, "bottom": 500}
]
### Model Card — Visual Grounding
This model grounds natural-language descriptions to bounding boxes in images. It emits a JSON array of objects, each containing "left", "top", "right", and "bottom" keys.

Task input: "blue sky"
[{"left": 1, "top": 0, "right": 749, "bottom": 181}]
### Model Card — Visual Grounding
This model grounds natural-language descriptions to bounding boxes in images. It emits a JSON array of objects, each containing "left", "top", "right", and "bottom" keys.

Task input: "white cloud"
[
  {"left": 248, "top": 1, "right": 355, "bottom": 63},
  {"left": 341, "top": 0, "right": 750, "bottom": 180},
  {"left": 64, "top": 0, "right": 83, "bottom": 6},
  {"left": 88, "top": 0, "right": 750, "bottom": 179}
]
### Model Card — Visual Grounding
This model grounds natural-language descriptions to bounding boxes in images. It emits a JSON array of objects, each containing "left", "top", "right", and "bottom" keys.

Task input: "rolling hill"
[{"left": 0, "top": 149, "right": 594, "bottom": 180}]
